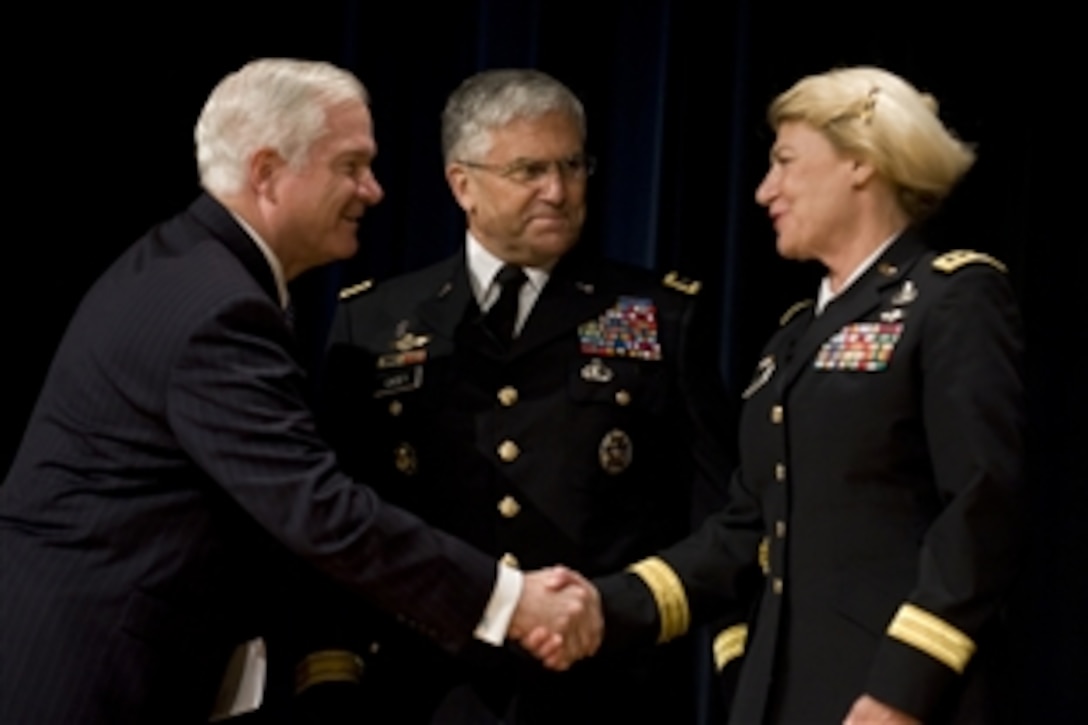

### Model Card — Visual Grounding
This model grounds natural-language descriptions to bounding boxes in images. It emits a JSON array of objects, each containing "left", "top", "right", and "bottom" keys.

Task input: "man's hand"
[
  {"left": 844, "top": 695, "right": 921, "bottom": 725},
  {"left": 508, "top": 566, "right": 602, "bottom": 671}
]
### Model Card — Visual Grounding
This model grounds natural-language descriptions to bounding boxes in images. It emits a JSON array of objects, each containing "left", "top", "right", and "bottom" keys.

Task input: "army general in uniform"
[
  {"left": 306, "top": 69, "right": 734, "bottom": 724},
  {"left": 594, "top": 67, "right": 1026, "bottom": 725}
]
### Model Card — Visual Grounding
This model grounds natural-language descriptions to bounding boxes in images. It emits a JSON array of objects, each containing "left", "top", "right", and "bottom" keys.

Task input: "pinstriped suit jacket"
[{"left": 0, "top": 194, "right": 495, "bottom": 724}]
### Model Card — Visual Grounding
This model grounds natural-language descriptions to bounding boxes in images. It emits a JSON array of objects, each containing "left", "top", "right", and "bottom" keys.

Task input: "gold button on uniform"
[
  {"left": 498, "top": 495, "right": 521, "bottom": 518},
  {"left": 775, "top": 520, "right": 787, "bottom": 538},
  {"left": 498, "top": 440, "right": 520, "bottom": 462},
  {"left": 500, "top": 553, "right": 520, "bottom": 569},
  {"left": 497, "top": 386, "right": 519, "bottom": 407},
  {"left": 615, "top": 390, "right": 632, "bottom": 406},
  {"left": 770, "top": 405, "right": 783, "bottom": 424},
  {"left": 772, "top": 577, "right": 784, "bottom": 595},
  {"left": 775, "top": 463, "right": 787, "bottom": 482},
  {"left": 388, "top": 400, "right": 403, "bottom": 417}
]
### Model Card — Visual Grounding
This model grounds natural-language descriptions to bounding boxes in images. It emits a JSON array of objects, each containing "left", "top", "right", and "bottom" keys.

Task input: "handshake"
[{"left": 508, "top": 566, "right": 603, "bottom": 671}]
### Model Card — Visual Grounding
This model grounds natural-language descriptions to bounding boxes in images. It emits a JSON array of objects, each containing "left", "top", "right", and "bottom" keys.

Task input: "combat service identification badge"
[
  {"left": 742, "top": 355, "right": 776, "bottom": 399},
  {"left": 599, "top": 429, "right": 633, "bottom": 475},
  {"left": 393, "top": 442, "right": 418, "bottom": 476}
]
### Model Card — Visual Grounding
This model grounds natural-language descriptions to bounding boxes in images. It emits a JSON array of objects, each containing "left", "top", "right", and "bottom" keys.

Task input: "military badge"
[
  {"left": 578, "top": 297, "right": 661, "bottom": 360},
  {"left": 890, "top": 280, "right": 918, "bottom": 306},
  {"left": 932, "top": 249, "right": 1007, "bottom": 274},
  {"left": 374, "top": 324, "right": 430, "bottom": 396},
  {"left": 742, "top": 355, "right": 776, "bottom": 399},
  {"left": 663, "top": 271, "right": 701, "bottom": 295},
  {"left": 393, "top": 442, "right": 418, "bottom": 475},
  {"left": 394, "top": 332, "right": 430, "bottom": 352},
  {"left": 574, "top": 281, "right": 595, "bottom": 294},
  {"left": 814, "top": 322, "right": 903, "bottom": 372},
  {"left": 581, "top": 357, "right": 614, "bottom": 383},
  {"left": 598, "top": 429, "right": 633, "bottom": 475},
  {"left": 374, "top": 366, "right": 423, "bottom": 397},
  {"left": 377, "top": 349, "right": 427, "bottom": 369},
  {"left": 879, "top": 308, "right": 906, "bottom": 323},
  {"left": 338, "top": 279, "right": 374, "bottom": 300}
]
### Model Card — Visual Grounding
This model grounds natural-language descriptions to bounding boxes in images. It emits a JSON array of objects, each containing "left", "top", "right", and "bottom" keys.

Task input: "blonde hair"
[
  {"left": 768, "top": 66, "right": 975, "bottom": 220},
  {"left": 196, "top": 58, "right": 368, "bottom": 196}
]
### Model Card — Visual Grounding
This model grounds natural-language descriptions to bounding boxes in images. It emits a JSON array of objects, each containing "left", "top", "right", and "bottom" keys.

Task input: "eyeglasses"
[{"left": 456, "top": 154, "right": 597, "bottom": 186}]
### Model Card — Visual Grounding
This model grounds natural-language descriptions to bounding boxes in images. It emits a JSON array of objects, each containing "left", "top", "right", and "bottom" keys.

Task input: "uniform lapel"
[
  {"left": 776, "top": 231, "right": 929, "bottom": 393},
  {"left": 413, "top": 253, "right": 476, "bottom": 350},
  {"left": 507, "top": 253, "right": 610, "bottom": 361}
]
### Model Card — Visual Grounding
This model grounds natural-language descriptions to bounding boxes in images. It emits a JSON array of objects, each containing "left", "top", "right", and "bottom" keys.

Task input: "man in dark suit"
[
  {"left": 0, "top": 58, "right": 600, "bottom": 725},
  {"left": 315, "top": 69, "right": 733, "bottom": 724}
]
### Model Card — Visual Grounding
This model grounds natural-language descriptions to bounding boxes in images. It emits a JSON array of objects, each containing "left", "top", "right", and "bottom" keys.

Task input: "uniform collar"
[
  {"left": 465, "top": 233, "right": 553, "bottom": 308},
  {"left": 815, "top": 231, "right": 901, "bottom": 315}
]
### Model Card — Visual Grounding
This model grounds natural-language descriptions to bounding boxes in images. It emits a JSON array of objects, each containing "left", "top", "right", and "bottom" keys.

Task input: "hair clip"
[{"left": 859, "top": 86, "right": 880, "bottom": 124}]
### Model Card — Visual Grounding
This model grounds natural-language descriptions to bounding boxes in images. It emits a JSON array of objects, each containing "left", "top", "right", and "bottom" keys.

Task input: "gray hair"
[
  {"left": 769, "top": 66, "right": 975, "bottom": 220},
  {"left": 441, "top": 68, "right": 586, "bottom": 164},
  {"left": 195, "top": 58, "right": 368, "bottom": 196}
]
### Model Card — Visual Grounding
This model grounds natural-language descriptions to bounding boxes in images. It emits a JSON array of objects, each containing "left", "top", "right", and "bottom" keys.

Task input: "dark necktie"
[{"left": 484, "top": 264, "right": 527, "bottom": 346}]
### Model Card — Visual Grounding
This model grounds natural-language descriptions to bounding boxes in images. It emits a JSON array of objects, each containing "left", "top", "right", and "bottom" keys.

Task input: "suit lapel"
[
  {"left": 188, "top": 194, "right": 281, "bottom": 307},
  {"left": 776, "top": 231, "right": 929, "bottom": 393}
]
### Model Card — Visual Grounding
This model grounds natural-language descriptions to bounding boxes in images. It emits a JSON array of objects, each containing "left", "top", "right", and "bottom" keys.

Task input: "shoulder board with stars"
[
  {"left": 338, "top": 279, "right": 376, "bottom": 301},
  {"left": 932, "top": 250, "right": 1007, "bottom": 274},
  {"left": 779, "top": 299, "right": 814, "bottom": 326},
  {"left": 663, "top": 271, "right": 702, "bottom": 296}
]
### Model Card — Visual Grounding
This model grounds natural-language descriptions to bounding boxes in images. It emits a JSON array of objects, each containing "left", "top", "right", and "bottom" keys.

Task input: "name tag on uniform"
[
  {"left": 374, "top": 366, "right": 423, "bottom": 397},
  {"left": 814, "top": 322, "right": 903, "bottom": 372}
]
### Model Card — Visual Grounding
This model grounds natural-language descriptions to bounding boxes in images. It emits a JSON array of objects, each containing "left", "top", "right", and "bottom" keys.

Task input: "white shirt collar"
[
  {"left": 815, "top": 233, "right": 899, "bottom": 315},
  {"left": 465, "top": 233, "right": 552, "bottom": 308},
  {"left": 228, "top": 211, "right": 290, "bottom": 310}
]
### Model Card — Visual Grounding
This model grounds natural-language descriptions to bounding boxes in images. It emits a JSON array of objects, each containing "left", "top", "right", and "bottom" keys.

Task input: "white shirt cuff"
[{"left": 473, "top": 563, "right": 524, "bottom": 645}]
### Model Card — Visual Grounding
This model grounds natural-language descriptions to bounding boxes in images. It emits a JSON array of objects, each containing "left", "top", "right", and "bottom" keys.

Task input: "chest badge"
[
  {"left": 393, "top": 442, "right": 418, "bottom": 476},
  {"left": 575, "top": 281, "right": 595, "bottom": 294},
  {"left": 375, "top": 323, "right": 431, "bottom": 396},
  {"left": 394, "top": 331, "right": 431, "bottom": 352},
  {"left": 890, "top": 279, "right": 918, "bottom": 306},
  {"left": 814, "top": 322, "right": 904, "bottom": 372},
  {"left": 742, "top": 355, "right": 776, "bottom": 399},
  {"left": 599, "top": 429, "right": 633, "bottom": 475},
  {"left": 579, "top": 296, "right": 661, "bottom": 360},
  {"left": 581, "top": 357, "right": 614, "bottom": 383}
]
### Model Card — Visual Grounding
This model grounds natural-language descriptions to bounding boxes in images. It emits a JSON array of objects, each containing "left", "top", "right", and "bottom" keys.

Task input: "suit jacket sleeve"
[
  {"left": 164, "top": 292, "right": 496, "bottom": 653},
  {"left": 864, "top": 265, "right": 1026, "bottom": 717}
]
